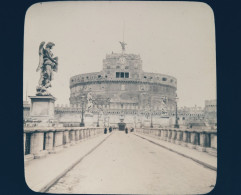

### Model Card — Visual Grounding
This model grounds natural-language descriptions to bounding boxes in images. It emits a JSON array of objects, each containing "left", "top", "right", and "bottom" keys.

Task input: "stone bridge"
[{"left": 24, "top": 127, "right": 217, "bottom": 194}]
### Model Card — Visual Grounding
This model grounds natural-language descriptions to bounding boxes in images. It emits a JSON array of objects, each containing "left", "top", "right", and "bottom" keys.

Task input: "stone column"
[
  {"left": 176, "top": 131, "right": 183, "bottom": 145},
  {"left": 63, "top": 130, "right": 70, "bottom": 148},
  {"left": 171, "top": 130, "right": 177, "bottom": 143},
  {"left": 30, "top": 131, "right": 47, "bottom": 158},
  {"left": 70, "top": 130, "right": 76, "bottom": 145},
  {"left": 210, "top": 133, "right": 217, "bottom": 149},
  {"left": 45, "top": 131, "right": 54, "bottom": 152},
  {"left": 182, "top": 131, "right": 188, "bottom": 146},
  {"left": 50, "top": 131, "right": 64, "bottom": 153},
  {"left": 206, "top": 132, "right": 217, "bottom": 156},
  {"left": 79, "top": 130, "right": 82, "bottom": 140},
  {"left": 162, "top": 129, "right": 166, "bottom": 141},
  {"left": 200, "top": 132, "right": 207, "bottom": 147},
  {"left": 167, "top": 130, "right": 172, "bottom": 142},
  {"left": 75, "top": 130, "right": 80, "bottom": 143},
  {"left": 188, "top": 131, "right": 197, "bottom": 149},
  {"left": 197, "top": 132, "right": 207, "bottom": 152},
  {"left": 158, "top": 129, "right": 161, "bottom": 137}
]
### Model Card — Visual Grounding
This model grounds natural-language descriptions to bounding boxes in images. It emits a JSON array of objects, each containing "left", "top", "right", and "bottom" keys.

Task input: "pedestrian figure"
[
  {"left": 125, "top": 127, "right": 128, "bottom": 134},
  {"left": 130, "top": 127, "right": 134, "bottom": 132},
  {"left": 109, "top": 126, "right": 112, "bottom": 133},
  {"left": 104, "top": 127, "right": 107, "bottom": 134}
]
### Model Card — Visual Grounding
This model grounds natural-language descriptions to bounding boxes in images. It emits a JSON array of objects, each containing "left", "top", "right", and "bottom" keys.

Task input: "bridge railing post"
[
  {"left": 70, "top": 130, "right": 76, "bottom": 145},
  {"left": 75, "top": 129, "right": 80, "bottom": 143},
  {"left": 167, "top": 129, "right": 172, "bottom": 142},
  {"left": 181, "top": 131, "right": 188, "bottom": 147},
  {"left": 63, "top": 130, "right": 70, "bottom": 148},
  {"left": 45, "top": 131, "right": 54, "bottom": 152},
  {"left": 30, "top": 131, "right": 48, "bottom": 159},
  {"left": 171, "top": 130, "right": 177, "bottom": 143},
  {"left": 206, "top": 132, "right": 217, "bottom": 156},
  {"left": 176, "top": 130, "right": 183, "bottom": 145},
  {"left": 187, "top": 131, "right": 197, "bottom": 149}
]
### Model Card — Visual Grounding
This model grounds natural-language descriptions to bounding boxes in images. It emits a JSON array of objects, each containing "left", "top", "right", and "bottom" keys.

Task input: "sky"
[{"left": 23, "top": 1, "right": 216, "bottom": 107}]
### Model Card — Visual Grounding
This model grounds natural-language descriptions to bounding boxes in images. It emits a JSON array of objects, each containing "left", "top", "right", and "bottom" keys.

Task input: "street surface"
[{"left": 47, "top": 131, "right": 216, "bottom": 194}]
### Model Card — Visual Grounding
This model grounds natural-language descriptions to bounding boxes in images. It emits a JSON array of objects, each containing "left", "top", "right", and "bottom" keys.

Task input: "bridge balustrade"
[
  {"left": 135, "top": 128, "right": 217, "bottom": 156},
  {"left": 23, "top": 127, "right": 103, "bottom": 162}
]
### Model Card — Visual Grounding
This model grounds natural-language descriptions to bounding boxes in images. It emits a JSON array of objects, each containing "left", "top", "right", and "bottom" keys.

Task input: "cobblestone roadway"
[{"left": 47, "top": 131, "right": 216, "bottom": 194}]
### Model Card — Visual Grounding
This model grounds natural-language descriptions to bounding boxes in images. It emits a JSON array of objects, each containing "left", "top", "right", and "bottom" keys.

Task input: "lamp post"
[
  {"left": 174, "top": 94, "right": 179, "bottom": 128},
  {"left": 80, "top": 95, "right": 85, "bottom": 127}
]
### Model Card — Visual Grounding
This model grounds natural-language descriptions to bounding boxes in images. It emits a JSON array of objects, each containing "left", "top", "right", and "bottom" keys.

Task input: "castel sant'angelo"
[{"left": 68, "top": 42, "right": 177, "bottom": 127}]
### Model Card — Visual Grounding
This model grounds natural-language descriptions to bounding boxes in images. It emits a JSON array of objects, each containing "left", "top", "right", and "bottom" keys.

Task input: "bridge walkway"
[{"left": 39, "top": 131, "right": 216, "bottom": 194}]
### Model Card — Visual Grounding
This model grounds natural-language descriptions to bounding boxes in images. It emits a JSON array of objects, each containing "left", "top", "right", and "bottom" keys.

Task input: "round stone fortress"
[{"left": 69, "top": 43, "right": 177, "bottom": 127}]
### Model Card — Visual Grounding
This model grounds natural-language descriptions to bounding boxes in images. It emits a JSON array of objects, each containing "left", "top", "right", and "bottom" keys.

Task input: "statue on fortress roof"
[
  {"left": 36, "top": 41, "right": 58, "bottom": 96},
  {"left": 119, "top": 41, "right": 127, "bottom": 52}
]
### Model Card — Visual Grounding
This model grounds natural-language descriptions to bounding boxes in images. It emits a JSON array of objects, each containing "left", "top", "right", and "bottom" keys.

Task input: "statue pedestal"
[{"left": 28, "top": 96, "right": 56, "bottom": 126}]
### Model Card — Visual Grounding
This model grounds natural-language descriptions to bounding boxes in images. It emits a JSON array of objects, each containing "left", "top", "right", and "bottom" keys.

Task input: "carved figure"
[
  {"left": 119, "top": 41, "right": 127, "bottom": 52},
  {"left": 36, "top": 41, "right": 58, "bottom": 95}
]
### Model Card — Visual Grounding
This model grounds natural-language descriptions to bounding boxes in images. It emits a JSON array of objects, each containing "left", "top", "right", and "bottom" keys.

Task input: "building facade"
[{"left": 69, "top": 43, "right": 177, "bottom": 127}]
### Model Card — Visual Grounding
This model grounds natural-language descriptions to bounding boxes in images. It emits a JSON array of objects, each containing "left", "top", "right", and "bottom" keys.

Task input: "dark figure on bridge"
[
  {"left": 130, "top": 127, "right": 134, "bottom": 132},
  {"left": 104, "top": 127, "right": 107, "bottom": 134},
  {"left": 125, "top": 127, "right": 128, "bottom": 134},
  {"left": 109, "top": 126, "right": 112, "bottom": 133}
]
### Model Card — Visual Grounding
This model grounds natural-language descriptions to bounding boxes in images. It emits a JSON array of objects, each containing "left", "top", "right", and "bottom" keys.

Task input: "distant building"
[
  {"left": 68, "top": 42, "right": 177, "bottom": 127},
  {"left": 204, "top": 99, "right": 217, "bottom": 128}
]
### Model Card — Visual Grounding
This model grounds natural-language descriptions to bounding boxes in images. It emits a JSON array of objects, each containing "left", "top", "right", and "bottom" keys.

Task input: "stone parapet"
[
  {"left": 135, "top": 127, "right": 217, "bottom": 156},
  {"left": 23, "top": 127, "right": 103, "bottom": 162}
]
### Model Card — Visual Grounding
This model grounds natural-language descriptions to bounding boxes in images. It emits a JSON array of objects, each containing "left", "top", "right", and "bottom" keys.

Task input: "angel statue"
[
  {"left": 36, "top": 41, "right": 58, "bottom": 95},
  {"left": 119, "top": 41, "right": 127, "bottom": 52}
]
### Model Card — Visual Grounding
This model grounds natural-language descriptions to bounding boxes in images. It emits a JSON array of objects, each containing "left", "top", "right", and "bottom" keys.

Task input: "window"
[
  {"left": 98, "top": 75, "right": 101, "bottom": 78},
  {"left": 116, "top": 72, "right": 129, "bottom": 78},
  {"left": 162, "top": 77, "right": 167, "bottom": 81},
  {"left": 116, "top": 66, "right": 120, "bottom": 69},
  {"left": 144, "top": 76, "right": 147, "bottom": 79},
  {"left": 125, "top": 66, "right": 129, "bottom": 69}
]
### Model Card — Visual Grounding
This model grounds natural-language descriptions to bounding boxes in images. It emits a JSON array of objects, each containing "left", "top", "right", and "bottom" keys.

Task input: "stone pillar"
[
  {"left": 206, "top": 132, "right": 217, "bottom": 156},
  {"left": 188, "top": 131, "right": 197, "bottom": 149},
  {"left": 45, "top": 131, "right": 54, "bottom": 151},
  {"left": 182, "top": 131, "right": 188, "bottom": 147},
  {"left": 176, "top": 131, "right": 183, "bottom": 145},
  {"left": 171, "top": 130, "right": 177, "bottom": 143},
  {"left": 210, "top": 133, "right": 217, "bottom": 149},
  {"left": 70, "top": 130, "right": 76, "bottom": 145},
  {"left": 55, "top": 131, "right": 64, "bottom": 147},
  {"left": 79, "top": 130, "right": 82, "bottom": 140},
  {"left": 162, "top": 129, "right": 167, "bottom": 141},
  {"left": 200, "top": 132, "right": 207, "bottom": 147},
  {"left": 63, "top": 130, "right": 70, "bottom": 148},
  {"left": 75, "top": 130, "right": 80, "bottom": 143},
  {"left": 50, "top": 131, "right": 64, "bottom": 153},
  {"left": 168, "top": 130, "right": 172, "bottom": 142},
  {"left": 30, "top": 132, "right": 47, "bottom": 158},
  {"left": 196, "top": 132, "right": 207, "bottom": 152}
]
